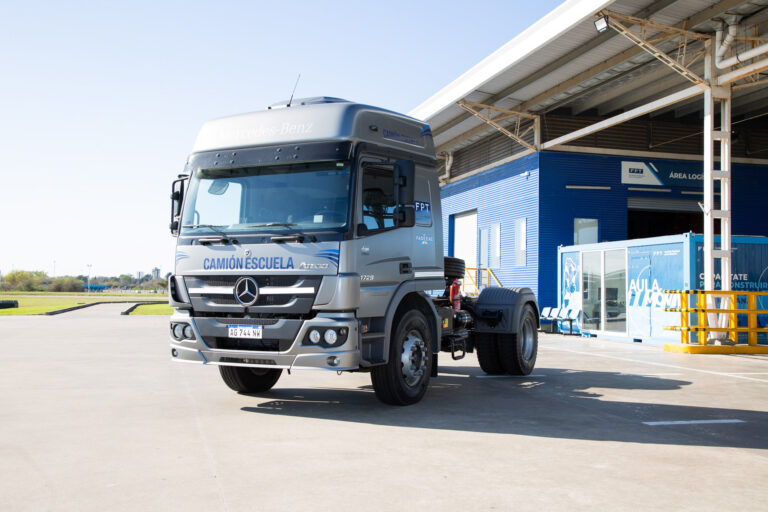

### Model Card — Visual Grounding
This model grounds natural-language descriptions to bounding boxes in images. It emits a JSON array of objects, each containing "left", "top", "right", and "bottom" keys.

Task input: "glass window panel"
[
  {"left": 480, "top": 228, "right": 489, "bottom": 268},
  {"left": 604, "top": 249, "right": 626, "bottom": 332},
  {"left": 191, "top": 181, "right": 242, "bottom": 227},
  {"left": 514, "top": 218, "right": 526, "bottom": 267},
  {"left": 582, "top": 251, "right": 601, "bottom": 331},
  {"left": 574, "top": 218, "right": 598, "bottom": 245},
  {"left": 361, "top": 167, "right": 396, "bottom": 231},
  {"left": 490, "top": 223, "right": 501, "bottom": 268}
]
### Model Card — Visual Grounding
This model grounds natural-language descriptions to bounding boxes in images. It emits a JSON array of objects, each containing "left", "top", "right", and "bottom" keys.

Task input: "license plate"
[{"left": 228, "top": 324, "right": 263, "bottom": 339}]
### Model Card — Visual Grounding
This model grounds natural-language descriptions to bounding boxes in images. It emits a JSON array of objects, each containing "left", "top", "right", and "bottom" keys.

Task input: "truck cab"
[{"left": 169, "top": 97, "right": 539, "bottom": 405}]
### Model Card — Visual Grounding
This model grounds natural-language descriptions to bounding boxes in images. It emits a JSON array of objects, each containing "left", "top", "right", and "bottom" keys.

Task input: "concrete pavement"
[{"left": 1, "top": 305, "right": 767, "bottom": 511}]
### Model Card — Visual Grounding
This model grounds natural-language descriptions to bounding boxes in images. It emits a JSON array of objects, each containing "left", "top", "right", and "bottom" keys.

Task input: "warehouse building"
[{"left": 410, "top": 0, "right": 768, "bottom": 341}]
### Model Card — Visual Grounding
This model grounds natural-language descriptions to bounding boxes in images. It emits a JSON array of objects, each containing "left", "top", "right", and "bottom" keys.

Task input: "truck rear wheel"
[
  {"left": 474, "top": 332, "right": 505, "bottom": 375},
  {"left": 371, "top": 309, "right": 432, "bottom": 405},
  {"left": 498, "top": 304, "right": 538, "bottom": 375},
  {"left": 219, "top": 366, "right": 282, "bottom": 393}
]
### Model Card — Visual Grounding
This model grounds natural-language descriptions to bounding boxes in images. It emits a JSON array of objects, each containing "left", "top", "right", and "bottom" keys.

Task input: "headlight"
[
  {"left": 172, "top": 324, "right": 185, "bottom": 339},
  {"left": 309, "top": 329, "right": 321, "bottom": 344},
  {"left": 183, "top": 325, "right": 194, "bottom": 339},
  {"left": 324, "top": 329, "right": 338, "bottom": 345}
]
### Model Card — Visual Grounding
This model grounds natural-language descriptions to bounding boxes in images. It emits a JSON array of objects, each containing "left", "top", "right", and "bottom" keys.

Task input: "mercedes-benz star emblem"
[{"left": 234, "top": 277, "right": 259, "bottom": 306}]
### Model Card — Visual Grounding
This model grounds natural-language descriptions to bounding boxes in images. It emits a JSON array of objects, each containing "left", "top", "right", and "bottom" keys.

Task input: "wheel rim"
[
  {"left": 400, "top": 330, "right": 428, "bottom": 387},
  {"left": 248, "top": 367, "right": 270, "bottom": 376},
  {"left": 521, "top": 319, "right": 535, "bottom": 361}
]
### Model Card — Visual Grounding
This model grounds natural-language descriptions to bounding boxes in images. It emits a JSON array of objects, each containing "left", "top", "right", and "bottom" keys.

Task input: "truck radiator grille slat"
[
  {"left": 206, "top": 337, "right": 281, "bottom": 351},
  {"left": 212, "top": 317, "right": 280, "bottom": 325},
  {"left": 184, "top": 275, "right": 320, "bottom": 315}
]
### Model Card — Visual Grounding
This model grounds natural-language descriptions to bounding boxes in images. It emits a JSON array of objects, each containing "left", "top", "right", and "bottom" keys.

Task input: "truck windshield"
[{"left": 180, "top": 162, "right": 351, "bottom": 235}]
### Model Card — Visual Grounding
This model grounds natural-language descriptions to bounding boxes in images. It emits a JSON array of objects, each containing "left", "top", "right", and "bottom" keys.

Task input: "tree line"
[{"left": 0, "top": 270, "right": 170, "bottom": 292}]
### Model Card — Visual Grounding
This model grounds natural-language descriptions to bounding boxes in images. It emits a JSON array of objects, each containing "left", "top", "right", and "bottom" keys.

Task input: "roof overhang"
[{"left": 410, "top": 0, "right": 768, "bottom": 157}]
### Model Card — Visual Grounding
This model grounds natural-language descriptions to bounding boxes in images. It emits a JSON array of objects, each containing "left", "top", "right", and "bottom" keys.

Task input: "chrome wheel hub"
[
  {"left": 521, "top": 319, "right": 535, "bottom": 361},
  {"left": 400, "top": 331, "right": 428, "bottom": 387}
]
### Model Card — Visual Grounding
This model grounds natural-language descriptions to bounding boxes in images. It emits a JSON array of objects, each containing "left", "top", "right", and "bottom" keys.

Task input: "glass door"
[
  {"left": 604, "top": 249, "right": 627, "bottom": 333},
  {"left": 582, "top": 252, "right": 602, "bottom": 331},
  {"left": 580, "top": 249, "right": 627, "bottom": 333}
]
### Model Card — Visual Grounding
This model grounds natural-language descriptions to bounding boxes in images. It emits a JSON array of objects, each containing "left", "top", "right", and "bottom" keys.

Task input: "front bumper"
[{"left": 169, "top": 311, "right": 360, "bottom": 371}]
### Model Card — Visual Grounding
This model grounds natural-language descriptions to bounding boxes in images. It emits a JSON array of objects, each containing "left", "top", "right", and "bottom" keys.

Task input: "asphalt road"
[{"left": 1, "top": 305, "right": 767, "bottom": 511}]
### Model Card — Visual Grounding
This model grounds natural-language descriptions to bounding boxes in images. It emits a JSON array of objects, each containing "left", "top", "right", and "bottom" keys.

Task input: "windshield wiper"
[
  {"left": 246, "top": 223, "right": 317, "bottom": 243},
  {"left": 182, "top": 224, "right": 237, "bottom": 244}
]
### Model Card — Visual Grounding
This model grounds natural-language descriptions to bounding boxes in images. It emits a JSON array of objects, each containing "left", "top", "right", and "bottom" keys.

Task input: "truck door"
[{"left": 352, "top": 159, "right": 414, "bottom": 318}]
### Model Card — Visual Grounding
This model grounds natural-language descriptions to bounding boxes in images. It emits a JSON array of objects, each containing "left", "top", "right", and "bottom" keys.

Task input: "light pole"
[{"left": 86, "top": 264, "right": 92, "bottom": 296}]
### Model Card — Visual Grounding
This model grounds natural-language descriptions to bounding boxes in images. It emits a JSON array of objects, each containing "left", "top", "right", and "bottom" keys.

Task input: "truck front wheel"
[
  {"left": 219, "top": 366, "right": 282, "bottom": 393},
  {"left": 371, "top": 309, "right": 432, "bottom": 405}
]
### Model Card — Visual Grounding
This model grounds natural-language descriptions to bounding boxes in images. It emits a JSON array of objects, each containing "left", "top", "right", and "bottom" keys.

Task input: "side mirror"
[
  {"left": 170, "top": 175, "right": 188, "bottom": 236},
  {"left": 394, "top": 160, "right": 415, "bottom": 206},
  {"left": 356, "top": 223, "right": 369, "bottom": 237}
]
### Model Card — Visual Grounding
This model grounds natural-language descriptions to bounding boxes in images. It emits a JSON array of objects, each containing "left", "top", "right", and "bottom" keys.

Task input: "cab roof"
[{"left": 192, "top": 97, "right": 436, "bottom": 160}]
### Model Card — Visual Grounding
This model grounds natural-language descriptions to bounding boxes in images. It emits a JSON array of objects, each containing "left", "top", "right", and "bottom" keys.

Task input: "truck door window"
[{"left": 361, "top": 166, "right": 396, "bottom": 231}]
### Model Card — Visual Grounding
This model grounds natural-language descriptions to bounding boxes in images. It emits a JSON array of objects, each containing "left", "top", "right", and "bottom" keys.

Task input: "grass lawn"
[
  {"left": 2, "top": 291, "right": 165, "bottom": 297},
  {"left": 0, "top": 295, "right": 167, "bottom": 316},
  {"left": 129, "top": 303, "right": 174, "bottom": 315}
]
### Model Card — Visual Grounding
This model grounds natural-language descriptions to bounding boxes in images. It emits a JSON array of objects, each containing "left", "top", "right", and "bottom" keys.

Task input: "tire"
[
  {"left": 0, "top": 300, "right": 18, "bottom": 309},
  {"left": 474, "top": 332, "right": 505, "bottom": 375},
  {"left": 371, "top": 309, "right": 432, "bottom": 405},
  {"left": 219, "top": 366, "right": 282, "bottom": 393},
  {"left": 444, "top": 257, "right": 465, "bottom": 280},
  {"left": 498, "top": 304, "right": 538, "bottom": 375}
]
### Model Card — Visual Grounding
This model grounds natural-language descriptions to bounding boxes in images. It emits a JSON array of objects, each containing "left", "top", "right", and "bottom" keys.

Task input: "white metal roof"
[{"left": 410, "top": 0, "right": 768, "bottom": 154}]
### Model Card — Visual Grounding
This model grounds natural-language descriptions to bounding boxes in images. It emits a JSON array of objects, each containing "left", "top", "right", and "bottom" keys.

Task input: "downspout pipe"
[{"left": 716, "top": 23, "right": 768, "bottom": 69}]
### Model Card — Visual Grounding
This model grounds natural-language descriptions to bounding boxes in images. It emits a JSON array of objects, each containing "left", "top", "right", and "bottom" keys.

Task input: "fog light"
[
  {"left": 171, "top": 348, "right": 178, "bottom": 357},
  {"left": 172, "top": 324, "right": 184, "bottom": 339},
  {"left": 183, "top": 325, "right": 194, "bottom": 339},
  {"left": 327, "top": 356, "right": 340, "bottom": 367},
  {"left": 309, "top": 329, "right": 321, "bottom": 344},
  {"left": 324, "top": 329, "right": 338, "bottom": 345}
]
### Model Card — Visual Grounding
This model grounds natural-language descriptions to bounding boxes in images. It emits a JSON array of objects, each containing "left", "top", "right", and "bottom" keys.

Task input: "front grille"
[
  {"left": 196, "top": 275, "right": 301, "bottom": 287},
  {"left": 213, "top": 317, "right": 280, "bottom": 325},
  {"left": 220, "top": 357, "right": 276, "bottom": 365},
  {"left": 207, "top": 295, "right": 294, "bottom": 306},
  {"left": 185, "top": 274, "right": 321, "bottom": 315}
]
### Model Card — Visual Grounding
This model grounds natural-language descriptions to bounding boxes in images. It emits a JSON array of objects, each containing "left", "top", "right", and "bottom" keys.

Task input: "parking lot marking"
[
  {"left": 547, "top": 348, "right": 768, "bottom": 383},
  {"left": 643, "top": 419, "right": 745, "bottom": 426}
]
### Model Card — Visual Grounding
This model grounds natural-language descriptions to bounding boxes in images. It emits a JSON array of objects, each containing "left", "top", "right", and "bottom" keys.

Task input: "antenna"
[{"left": 287, "top": 74, "right": 301, "bottom": 107}]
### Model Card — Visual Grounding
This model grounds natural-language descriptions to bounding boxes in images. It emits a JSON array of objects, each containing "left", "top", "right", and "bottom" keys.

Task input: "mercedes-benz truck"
[{"left": 168, "top": 97, "right": 539, "bottom": 405}]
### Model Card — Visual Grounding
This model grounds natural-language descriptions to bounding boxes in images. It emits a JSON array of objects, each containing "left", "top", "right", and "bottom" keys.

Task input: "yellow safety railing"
[
  {"left": 461, "top": 268, "right": 503, "bottom": 296},
  {"left": 663, "top": 289, "right": 768, "bottom": 354}
]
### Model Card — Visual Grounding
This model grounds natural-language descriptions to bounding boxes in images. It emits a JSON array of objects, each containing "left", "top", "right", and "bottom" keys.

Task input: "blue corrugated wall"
[
  {"left": 538, "top": 152, "right": 768, "bottom": 308},
  {"left": 439, "top": 150, "right": 768, "bottom": 310},
  {"left": 538, "top": 152, "right": 631, "bottom": 308},
  {"left": 441, "top": 154, "right": 540, "bottom": 299}
]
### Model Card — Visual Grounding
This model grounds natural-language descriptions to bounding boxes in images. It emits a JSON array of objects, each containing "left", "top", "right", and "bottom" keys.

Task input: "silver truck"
[{"left": 168, "top": 97, "right": 539, "bottom": 405}]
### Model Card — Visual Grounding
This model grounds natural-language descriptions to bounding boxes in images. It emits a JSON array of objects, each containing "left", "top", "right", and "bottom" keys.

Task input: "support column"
[
  {"left": 703, "top": 40, "right": 733, "bottom": 342},
  {"left": 703, "top": 41, "right": 715, "bottom": 294}
]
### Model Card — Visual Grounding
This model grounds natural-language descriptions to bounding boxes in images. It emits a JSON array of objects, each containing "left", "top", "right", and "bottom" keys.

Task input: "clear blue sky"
[{"left": 0, "top": 0, "right": 564, "bottom": 278}]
